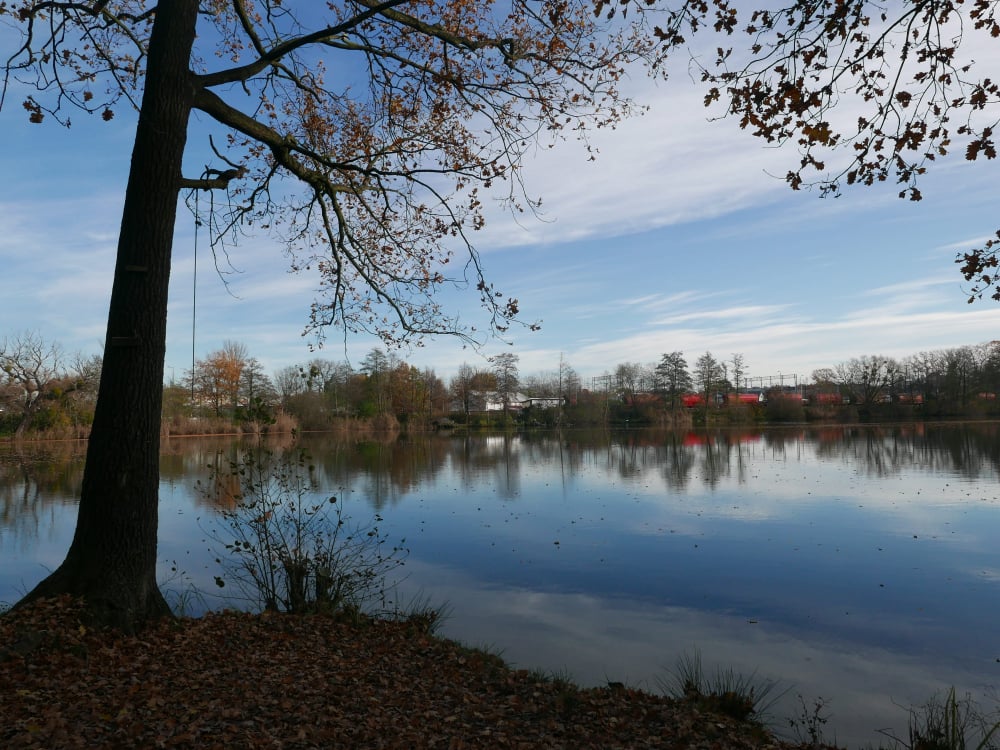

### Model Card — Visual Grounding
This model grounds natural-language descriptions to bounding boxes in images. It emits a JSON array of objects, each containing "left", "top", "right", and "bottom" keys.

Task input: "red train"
[{"left": 680, "top": 392, "right": 764, "bottom": 408}]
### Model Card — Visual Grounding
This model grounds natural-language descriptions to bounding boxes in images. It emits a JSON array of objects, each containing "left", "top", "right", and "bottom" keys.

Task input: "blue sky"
[{"left": 2, "top": 51, "right": 999, "bottom": 389}]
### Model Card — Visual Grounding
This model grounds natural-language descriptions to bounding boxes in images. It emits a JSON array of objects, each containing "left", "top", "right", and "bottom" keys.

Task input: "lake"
[{"left": 2, "top": 423, "right": 1000, "bottom": 746}]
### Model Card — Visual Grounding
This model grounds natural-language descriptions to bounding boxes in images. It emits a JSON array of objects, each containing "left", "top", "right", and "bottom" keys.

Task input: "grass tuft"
[
  {"left": 878, "top": 687, "right": 1000, "bottom": 750},
  {"left": 657, "top": 648, "right": 788, "bottom": 725},
  {"left": 390, "top": 591, "right": 453, "bottom": 635}
]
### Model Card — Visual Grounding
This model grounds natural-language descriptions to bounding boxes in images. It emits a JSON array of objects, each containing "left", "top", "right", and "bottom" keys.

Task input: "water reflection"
[
  {"left": 2, "top": 423, "right": 1000, "bottom": 745},
  {"left": 411, "top": 556, "right": 987, "bottom": 746},
  {"left": 0, "top": 443, "right": 85, "bottom": 548},
  {"left": 809, "top": 423, "right": 1000, "bottom": 480}
]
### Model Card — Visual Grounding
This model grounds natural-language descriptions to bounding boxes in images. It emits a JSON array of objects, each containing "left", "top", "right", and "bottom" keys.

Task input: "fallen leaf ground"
[{"left": 1, "top": 597, "right": 803, "bottom": 749}]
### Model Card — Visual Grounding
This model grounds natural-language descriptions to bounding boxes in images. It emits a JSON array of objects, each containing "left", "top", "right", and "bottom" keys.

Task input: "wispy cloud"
[
  {"left": 649, "top": 304, "right": 790, "bottom": 327},
  {"left": 518, "top": 287, "right": 1000, "bottom": 381},
  {"left": 619, "top": 291, "right": 702, "bottom": 310},
  {"left": 475, "top": 80, "right": 793, "bottom": 250}
]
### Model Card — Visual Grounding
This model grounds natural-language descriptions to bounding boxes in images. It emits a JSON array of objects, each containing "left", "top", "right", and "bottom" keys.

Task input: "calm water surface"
[{"left": 2, "top": 423, "right": 1000, "bottom": 745}]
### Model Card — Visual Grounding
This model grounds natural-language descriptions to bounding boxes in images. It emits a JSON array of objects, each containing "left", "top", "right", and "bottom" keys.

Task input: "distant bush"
[
  {"left": 370, "top": 412, "right": 400, "bottom": 433},
  {"left": 764, "top": 395, "right": 805, "bottom": 423}
]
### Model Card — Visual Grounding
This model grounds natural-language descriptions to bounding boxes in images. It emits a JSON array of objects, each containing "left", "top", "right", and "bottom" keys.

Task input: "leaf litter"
[{"left": 1, "top": 596, "right": 798, "bottom": 749}]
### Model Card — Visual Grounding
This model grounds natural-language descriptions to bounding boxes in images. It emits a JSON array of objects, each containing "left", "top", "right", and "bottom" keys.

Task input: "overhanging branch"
[
  {"left": 179, "top": 167, "right": 246, "bottom": 191},
  {"left": 195, "top": 0, "right": 411, "bottom": 88}
]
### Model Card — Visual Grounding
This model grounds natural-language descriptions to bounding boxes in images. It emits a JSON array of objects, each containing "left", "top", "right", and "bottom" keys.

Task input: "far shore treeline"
[{"left": 2, "top": 332, "right": 999, "bottom": 440}]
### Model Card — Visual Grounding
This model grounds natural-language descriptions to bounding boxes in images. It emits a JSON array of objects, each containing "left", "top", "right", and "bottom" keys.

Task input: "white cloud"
[
  {"left": 475, "top": 79, "right": 793, "bottom": 250},
  {"left": 397, "top": 558, "right": 984, "bottom": 748},
  {"left": 541, "top": 294, "right": 1000, "bottom": 381},
  {"left": 649, "top": 304, "right": 791, "bottom": 327}
]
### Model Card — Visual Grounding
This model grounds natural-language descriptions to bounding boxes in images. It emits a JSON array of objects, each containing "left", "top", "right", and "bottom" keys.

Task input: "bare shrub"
[{"left": 200, "top": 448, "right": 408, "bottom": 615}]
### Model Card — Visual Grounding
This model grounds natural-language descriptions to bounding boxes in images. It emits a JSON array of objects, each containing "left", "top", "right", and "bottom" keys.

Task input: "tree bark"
[{"left": 17, "top": 0, "right": 199, "bottom": 631}]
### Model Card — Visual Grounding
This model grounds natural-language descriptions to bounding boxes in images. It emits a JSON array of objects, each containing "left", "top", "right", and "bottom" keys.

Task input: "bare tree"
[
  {"left": 489, "top": 352, "right": 520, "bottom": 415},
  {"left": 614, "top": 362, "right": 649, "bottom": 404},
  {"left": 239, "top": 357, "right": 276, "bottom": 420},
  {"left": 72, "top": 353, "right": 103, "bottom": 401},
  {"left": 730, "top": 353, "right": 746, "bottom": 394},
  {"left": 421, "top": 368, "right": 449, "bottom": 417},
  {"left": 558, "top": 354, "right": 580, "bottom": 403},
  {"left": 450, "top": 363, "right": 496, "bottom": 416},
  {"left": 836, "top": 355, "right": 900, "bottom": 408},
  {"left": 655, "top": 351, "right": 692, "bottom": 411},
  {"left": 981, "top": 341, "right": 1000, "bottom": 397},
  {"left": 940, "top": 347, "right": 979, "bottom": 406},
  {"left": 693, "top": 351, "right": 724, "bottom": 409},
  {"left": 189, "top": 340, "right": 249, "bottom": 417},
  {"left": 519, "top": 373, "right": 552, "bottom": 398},
  {"left": 290, "top": 358, "right": 354, "bottom": 415},
  {"left": 0, "top": 332, "right": 64, "bottom": 437},
  {"left": 361, "top": 348, "right": 398, "bottom": 416},
  {"left": 449, "top": 363, "right": 476, "bottom": 418},
  {"left": 273, "top": 365, "right": 306, "bottom": 402}
]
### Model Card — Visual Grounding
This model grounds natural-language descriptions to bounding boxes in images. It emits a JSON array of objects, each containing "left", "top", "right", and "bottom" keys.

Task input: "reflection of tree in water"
[
  {"left": 182, "top": 435, "right": 454, "bottom": 513},
  {"left": 672, "top": 424, "right": 1000, "bottom": 487},
  {"left": 162, "top": 434, "right": 299, "bottom": 492},
  {"left": 661, "top": 430, "right": 766, "bottom": 490},
  {"left": 607, "top": 437, "right": 645, "bottom": 481},
  {"left": 518, "top": 431, "right": 588, "bottom": 475},
  {"left": 761, "top": 428, "right": 807, "bottom": 459},
  {"left": 0, "top": 443, "right": 85, "bottom": 547},
  {"left": 860, "top": 429, "right": 909, "bottom": 478},
  {"left": 657, "top": 434, "right": 695, "bottom": 491},
  {"left": 924, "top": 423, "right": 1000, "bottom": 480},
  {"left": 696, "top": 433, "right": 740, "bottom": 491},
  {"left": 588, "top": 429, "right": 759, "bottom": 491},
  {"left": 182, "top": 440, "right": 290, "bottom": 511},
  {"left": 797, "top": 426, "right": 905, "bottom": 478},
  {"left": 807, "top": 427, "right": 905, "bottom": 479},
  {"left": 348, "top": 437, "right": 453, "bottom": 510},
  {"left": 11, "top": 425, "right": 1000, "bottom": 539},
  {"left": 452, "top": 434, "right": 522, "bottom": 501},
  {"left": 809, "top": 423, "right": 1000, "bottom": 480},
  {"left": 717, "top": 431, "right": 763, "bottom": 487}
]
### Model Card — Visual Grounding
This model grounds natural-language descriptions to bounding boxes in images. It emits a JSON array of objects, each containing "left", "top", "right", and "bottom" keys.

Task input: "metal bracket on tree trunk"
[
  {"left": 110, "top": 335, "right": 141, "bottom": 348},
  {"left": 111, "top": 267, "right": 147, "bottom": 348}
]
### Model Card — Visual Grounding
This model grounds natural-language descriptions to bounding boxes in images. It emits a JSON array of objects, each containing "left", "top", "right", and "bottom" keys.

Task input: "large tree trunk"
[{"left": 17, "top": 0, "right": 199, "bottom": 631}]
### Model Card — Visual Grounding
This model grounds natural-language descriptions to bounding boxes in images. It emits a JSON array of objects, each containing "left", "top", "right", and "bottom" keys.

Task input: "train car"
[
  {"left": 729, "top": 392, "right": 764, "bottom": 405},
  {"left": 683, "top": 392, "right": 763, "bottom": 407},
  {"left": 809, "top": 391, "right": 844, "bottom": 405}
]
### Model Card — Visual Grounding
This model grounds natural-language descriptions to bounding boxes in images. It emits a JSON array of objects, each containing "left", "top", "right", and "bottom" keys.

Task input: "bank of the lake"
[{"left": 1, "top": 596, "right": 797, "bottom": 750}]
